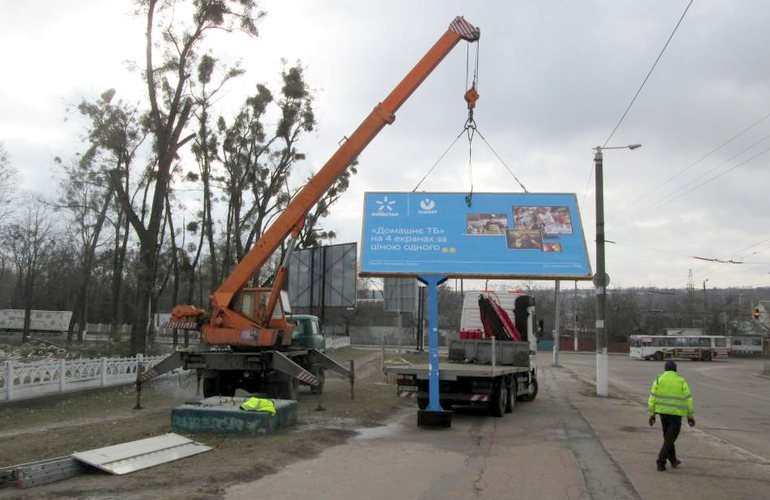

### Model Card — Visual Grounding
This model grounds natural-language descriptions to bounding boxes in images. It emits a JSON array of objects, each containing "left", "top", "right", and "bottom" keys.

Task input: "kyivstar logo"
[{"left": 372, "top": 196, "right": 399, "bottom": 217}]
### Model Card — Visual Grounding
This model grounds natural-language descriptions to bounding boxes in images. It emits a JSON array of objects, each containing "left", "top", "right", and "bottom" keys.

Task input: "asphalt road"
[
  {"left": 556, "top": 352, "right": 770, "bottom": 462},
  {"left": 224, "top": 352, "right": 770, "bottom": 499}
]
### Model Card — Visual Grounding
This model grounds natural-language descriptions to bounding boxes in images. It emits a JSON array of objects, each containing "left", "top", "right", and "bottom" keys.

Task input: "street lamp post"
[{"left": 593, "top": 143, "right": 641, "bottom": 397}]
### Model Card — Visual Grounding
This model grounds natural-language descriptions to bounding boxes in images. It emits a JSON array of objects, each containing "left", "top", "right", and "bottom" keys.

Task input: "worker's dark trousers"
[{"left": 657, "top": 414, "right": 682, "bottom": 466}]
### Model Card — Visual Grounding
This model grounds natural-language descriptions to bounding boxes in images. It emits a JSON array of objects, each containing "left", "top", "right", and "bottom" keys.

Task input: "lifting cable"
[
  {"left": 412, "top": 39, "right": 528, "bottom": 200},
  {"left": 464, "top": 40, "right": 480, "bottom": 206}
]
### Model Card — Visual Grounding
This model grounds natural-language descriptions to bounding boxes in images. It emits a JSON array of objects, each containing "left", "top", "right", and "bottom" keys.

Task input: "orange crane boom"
[{"left": 171, "top": 16, "right": 480, "bottom": 347}]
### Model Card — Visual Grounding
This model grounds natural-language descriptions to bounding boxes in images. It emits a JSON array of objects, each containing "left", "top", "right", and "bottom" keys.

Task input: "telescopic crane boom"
[{"left": 170, "top": 16, "right": 480, "bottom": 347}]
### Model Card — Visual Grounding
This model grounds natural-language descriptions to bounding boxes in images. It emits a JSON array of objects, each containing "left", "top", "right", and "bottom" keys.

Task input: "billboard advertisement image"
[{"left": 360, "top": 192, "right": 591, "bottom": 279}]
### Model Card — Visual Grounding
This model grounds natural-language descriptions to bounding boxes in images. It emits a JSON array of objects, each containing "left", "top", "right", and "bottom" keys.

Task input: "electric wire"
[
  {"left": 614, "top": 131, "right": 770, "bottom": 223},
  {"left": 625, "top": 142, "right": 770, "bottom": 221},
  {"left": 613, "top": 109, "right": 770, "bottom": 218},
  {"left": 582, "top": 0, "right": 695, "bottom": 210},
  {"left": 603, "top": 0, "right": 695, "bottom": 148}
]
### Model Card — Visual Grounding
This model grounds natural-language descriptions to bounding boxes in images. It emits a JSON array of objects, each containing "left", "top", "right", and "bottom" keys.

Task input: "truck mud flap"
[{"left": 271, "top": 351, "right": 320, "bottom": 387}]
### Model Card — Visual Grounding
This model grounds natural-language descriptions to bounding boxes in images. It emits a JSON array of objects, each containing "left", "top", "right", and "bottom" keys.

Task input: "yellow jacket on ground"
[
  {"left": 240, "top": 397, "right": 276, "bottom": 415},
  {"left": 648, "top": 371, "right": 694, "bottom": 417}
]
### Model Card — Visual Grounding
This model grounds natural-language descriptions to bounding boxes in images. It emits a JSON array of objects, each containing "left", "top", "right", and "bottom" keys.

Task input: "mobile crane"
[{"left": 137, "top": 16, "right": 481, "bottom": 401}]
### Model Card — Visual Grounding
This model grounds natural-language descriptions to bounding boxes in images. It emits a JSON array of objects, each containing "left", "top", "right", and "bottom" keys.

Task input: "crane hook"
[{"left": 464, "top": 84, "right": 479, "bottom": 111}]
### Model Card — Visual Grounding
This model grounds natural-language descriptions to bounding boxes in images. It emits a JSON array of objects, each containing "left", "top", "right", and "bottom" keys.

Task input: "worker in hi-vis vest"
[
  {"left": 240, "top": 397, "right": 276, "bottom": 415},
  {"left": 648, "top": 360, "right": 695, "bottom": 471}
]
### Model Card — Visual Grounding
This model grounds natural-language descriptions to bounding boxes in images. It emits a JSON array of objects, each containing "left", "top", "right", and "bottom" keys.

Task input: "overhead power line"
[
  {"left": 612, "top": 109, "right": 770, "bottom": 219},
  {"left": 603, "top": 0, "right": 695, "bottom": 147},
  {"left": 582, "top": 1, "right": 695, "bottom": 212},
  {"left": 624, "top": 142, "right": 770, "bottom": 221}
]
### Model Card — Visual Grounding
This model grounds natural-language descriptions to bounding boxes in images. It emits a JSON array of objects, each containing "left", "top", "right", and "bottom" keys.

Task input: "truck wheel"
[
  {"left": 202, "top": 377, "right": 218, "bottom": 398},
  {"left": 489, "top": 382, "right": 506, "bottom": 417},
  {"left": 417, "top": 397, "right": 428, "bottom": 410},
  {"left": 504, "top": 384, "right": 515, "bottom": 413},
  {"left": 281, "top": 378, "right": 299, "bottom": 400},
  {"left": 202, "top": 373, "right": 236, "bottom": 397},
  {"left": 310, "top": 367, "right": 325, "bottom": 394},
  {"left": 519, "top": 377, "right": 538, "bottom": 402}
]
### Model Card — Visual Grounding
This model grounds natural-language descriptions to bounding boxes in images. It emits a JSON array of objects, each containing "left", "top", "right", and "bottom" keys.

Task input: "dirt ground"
[{"left": 0, "top": 347, "right": 413, "bottom": 499}]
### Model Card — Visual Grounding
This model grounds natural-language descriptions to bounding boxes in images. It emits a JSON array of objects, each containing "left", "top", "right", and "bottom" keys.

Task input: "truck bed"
[{"left": 384, "top": 360, "right": 529, "bottom": 380}]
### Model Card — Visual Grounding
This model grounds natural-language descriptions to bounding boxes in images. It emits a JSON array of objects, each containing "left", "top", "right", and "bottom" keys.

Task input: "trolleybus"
[{"left": 629, "top": 334, "right": 730, "bottom": 361}]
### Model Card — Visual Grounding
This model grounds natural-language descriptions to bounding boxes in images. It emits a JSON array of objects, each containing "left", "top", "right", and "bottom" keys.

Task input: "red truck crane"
[{"left": 137, "top": 17, "right": 481, "bottom": 401}]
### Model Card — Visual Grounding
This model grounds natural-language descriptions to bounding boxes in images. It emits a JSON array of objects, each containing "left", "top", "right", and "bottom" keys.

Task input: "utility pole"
[
  {"left": 574, "top": 281, "right": 579, "bottom": 351},
  {"left": 593, "top": 143, "right": 641, "bottom": 397},
  {"left": 553, "top": 280, "right": 560, "bottom": 366},
  {"left": 702, "top": 279, "right": 709, "bottom": 333}
]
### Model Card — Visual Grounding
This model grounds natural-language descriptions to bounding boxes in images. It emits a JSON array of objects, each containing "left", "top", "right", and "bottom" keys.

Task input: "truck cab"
[{"left": 288, "top": 314, "right": 326, "bottom": 351}]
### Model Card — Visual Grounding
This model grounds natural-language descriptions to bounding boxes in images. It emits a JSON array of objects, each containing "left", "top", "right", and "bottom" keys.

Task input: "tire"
[
  {"left": 417, "top": 397, "right": 428, "bottom": 410},
  {"left": 310, "top": 367, "right": 325, "bottom": 394},
  {"left": 202, "top": 372, "right": 236, "bottom": 397},
  {"left": 202, "top": 376, "right": 218, "bottom": 398},
  {"left": 268, "top": 374, "right": 299, "bottom": 400},
  {"left": 489, "top": 381, "right": 507, "bottom": 417},
  {"left": 702, "top": 351, "right": 712, "bottom": 362},
  {"left": 504, "top": 382, "right": 515, "bottom": 414},
  {"left": 519, "top": 377, "right": 538, "bottom": 402}
]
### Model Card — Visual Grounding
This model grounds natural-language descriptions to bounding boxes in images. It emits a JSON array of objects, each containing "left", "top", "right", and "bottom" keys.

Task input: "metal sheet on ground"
[{"left": 71, "top": 433, "right": 211, "bottom": 475}]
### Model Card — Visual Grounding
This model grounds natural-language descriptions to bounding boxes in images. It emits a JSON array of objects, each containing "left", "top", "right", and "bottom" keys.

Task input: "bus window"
[{"left": 714, "top": 338, "right": 726, "bottom": 347}]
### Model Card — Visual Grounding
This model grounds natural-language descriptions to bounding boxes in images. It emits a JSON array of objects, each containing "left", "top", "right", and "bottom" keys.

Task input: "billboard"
[
  {"left": 360, "top": 192, "right": 591, "bottom": 279},
  {"left": 383, "top": 277, "right": 418, "bottom": 312},
  {"left": 287, "top": 242, "right": 357, "bottom": 308}
]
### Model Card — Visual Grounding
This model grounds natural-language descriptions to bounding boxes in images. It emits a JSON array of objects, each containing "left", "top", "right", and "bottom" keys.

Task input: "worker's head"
[{"left": 664, "top": 360, "right": 677, "bottom": 372}]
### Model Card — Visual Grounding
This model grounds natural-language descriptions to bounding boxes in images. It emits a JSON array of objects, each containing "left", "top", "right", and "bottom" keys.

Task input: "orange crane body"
[{"left": 170, "top": 17, "right": 480, "bottom": 348}]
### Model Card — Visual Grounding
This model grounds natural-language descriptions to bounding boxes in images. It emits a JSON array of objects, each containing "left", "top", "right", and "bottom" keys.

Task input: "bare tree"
[
  {"left": 0, "top": 143, "right": 18, "bottom": 225},
  {"left": 55, "top": 156, "right": 115, "bottom": 342},
  {"left": 113, "top": 0, "right": 264, "bottom": 355},
  {"left": 1, "top": 194, "right": 56, "bottom": 341}
]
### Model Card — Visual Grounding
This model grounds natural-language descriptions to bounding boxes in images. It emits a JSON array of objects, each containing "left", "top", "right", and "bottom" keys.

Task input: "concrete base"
[
  {"left": 172, "top": 397, "right": 297, "bottom": 434},
  {"left": 417, "top": 409, "right": 453, "bottom": 428}
]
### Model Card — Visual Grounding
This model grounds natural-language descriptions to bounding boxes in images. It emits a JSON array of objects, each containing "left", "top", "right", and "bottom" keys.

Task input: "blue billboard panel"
[{"left": 360, "top": 192, "right": 592, "bottom": 279}]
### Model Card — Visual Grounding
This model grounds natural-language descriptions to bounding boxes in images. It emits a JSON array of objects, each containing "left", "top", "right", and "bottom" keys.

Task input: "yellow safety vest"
[
  {"left": 240, "top": 397, "right": 276, "bottom": 415},
  {"left": 648, "top": 371, "right": 694, "bottom": 417}
]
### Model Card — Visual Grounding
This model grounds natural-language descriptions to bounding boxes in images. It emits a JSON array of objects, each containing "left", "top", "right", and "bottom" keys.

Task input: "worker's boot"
[
  {"left": 656, "top": 461, "right": 666, "bottom": 472},
  {"left": 670, "top": 458, "right": 681, "bottom": 468}
]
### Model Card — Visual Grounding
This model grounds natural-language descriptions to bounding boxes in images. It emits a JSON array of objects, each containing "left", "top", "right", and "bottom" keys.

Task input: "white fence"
[
  {"left": 0, "top": 354, "right": 172, "bottom": 403},
  {"left": 1, "top": 333, "right": 351, "bottom": 403}
]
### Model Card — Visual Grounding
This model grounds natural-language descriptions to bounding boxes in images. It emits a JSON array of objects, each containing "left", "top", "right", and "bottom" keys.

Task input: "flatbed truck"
[{"left": 385, "top": 292, "right": 539, "bottom": 417}]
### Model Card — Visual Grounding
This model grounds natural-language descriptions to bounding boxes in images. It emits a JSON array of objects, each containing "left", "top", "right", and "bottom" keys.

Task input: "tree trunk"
[
  {"left": 131, "top": 247, "right": 153, "bottom": 354},
  {"left": 110, "top": 213, "right": 129, "bottom": 340}
]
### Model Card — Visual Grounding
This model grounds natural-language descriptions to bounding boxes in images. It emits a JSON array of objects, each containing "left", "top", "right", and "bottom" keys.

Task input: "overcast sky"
[{"left": 2, "top": 0, "right": 770, "bottom": 291}]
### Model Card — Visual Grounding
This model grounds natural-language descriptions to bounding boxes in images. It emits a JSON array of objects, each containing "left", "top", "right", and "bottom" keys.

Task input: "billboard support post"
[{"left": 418, "top": 275, "right": 448, "bottom": 413}]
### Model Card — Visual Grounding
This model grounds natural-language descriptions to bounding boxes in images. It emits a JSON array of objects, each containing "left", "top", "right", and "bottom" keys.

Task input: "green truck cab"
[{"left": 288, "top": 314, "right": 326, "bottom": 351}]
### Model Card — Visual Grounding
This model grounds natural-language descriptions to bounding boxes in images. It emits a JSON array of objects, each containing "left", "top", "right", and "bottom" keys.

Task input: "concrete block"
[{"left": 172, "top": 397, "right": 297, "bottom": 434}]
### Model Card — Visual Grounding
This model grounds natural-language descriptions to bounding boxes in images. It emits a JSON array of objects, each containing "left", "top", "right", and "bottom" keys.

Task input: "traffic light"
[{"left": 754, "top": 307, "right": 761, "bottom": 319}]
